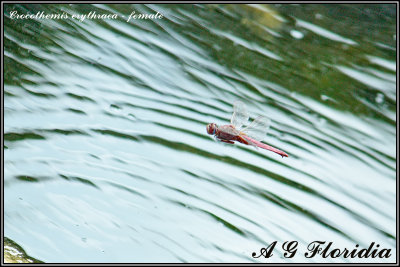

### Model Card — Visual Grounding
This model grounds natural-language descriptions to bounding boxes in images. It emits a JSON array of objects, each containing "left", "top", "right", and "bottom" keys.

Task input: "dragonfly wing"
[
  {"left": 230, "top": 101, "right": 249, "bottom": 130},
  {"left": 242, "top": 115, "right": 270, "bottom": 141},
  {"left": 218, "top": 125, "right": 241, "bottom": 136}
]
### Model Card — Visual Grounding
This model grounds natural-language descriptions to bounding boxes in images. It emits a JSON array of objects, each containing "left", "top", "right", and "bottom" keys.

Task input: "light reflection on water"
[{"left": 4, "top": 3, "right": 396, "bottom": 263}]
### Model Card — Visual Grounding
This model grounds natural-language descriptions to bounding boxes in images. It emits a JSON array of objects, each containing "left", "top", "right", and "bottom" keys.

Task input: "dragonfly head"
[{"left": 206, "top": 123, "right": 217, "bottom": 135}]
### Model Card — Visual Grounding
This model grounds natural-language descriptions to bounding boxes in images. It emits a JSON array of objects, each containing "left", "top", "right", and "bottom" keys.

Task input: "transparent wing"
[
  {"left": 218, "top": 125, "right": 241, "bottom": 136},
  {"left": 241, "top": 115, "right": 270, "bottom": 141},
  {"left": 230, "top": 101, "right": 249, "bottom": 130}
]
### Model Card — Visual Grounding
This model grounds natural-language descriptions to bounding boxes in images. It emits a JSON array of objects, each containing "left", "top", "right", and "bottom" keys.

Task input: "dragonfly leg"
[{"left": 219, "top": 139, "right": 235, "bottom": 144}]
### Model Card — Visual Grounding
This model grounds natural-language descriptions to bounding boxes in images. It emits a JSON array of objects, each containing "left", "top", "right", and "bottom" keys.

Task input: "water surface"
[{"left": 4, "top": 4, "right": 396, "bottom": 263}]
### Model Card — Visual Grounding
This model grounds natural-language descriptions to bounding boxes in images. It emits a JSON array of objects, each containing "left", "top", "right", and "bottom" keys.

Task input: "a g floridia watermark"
[{"left": 252, "top": 241, "right": 392, "bottom": 260}]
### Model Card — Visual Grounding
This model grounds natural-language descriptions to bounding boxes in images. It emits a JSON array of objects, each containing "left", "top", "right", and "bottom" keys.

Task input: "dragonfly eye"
[{"left": 206, "top": 123, "right": 217, "bottom": 135}]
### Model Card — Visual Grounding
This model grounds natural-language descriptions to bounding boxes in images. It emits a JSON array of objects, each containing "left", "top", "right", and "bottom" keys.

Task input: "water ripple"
[{"left": 4, "top": 3, "right": 396, "bottom": 263}]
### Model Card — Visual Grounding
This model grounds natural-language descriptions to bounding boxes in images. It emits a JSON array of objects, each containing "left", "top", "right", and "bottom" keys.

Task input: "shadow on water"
[{"left": 4, "top": 3, "right": 396, "bottom": 263}]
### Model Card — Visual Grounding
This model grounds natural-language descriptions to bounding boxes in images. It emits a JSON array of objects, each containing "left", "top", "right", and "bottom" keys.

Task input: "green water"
[{"left": 4, "top": 4, "right": 396, "bottom": 263}]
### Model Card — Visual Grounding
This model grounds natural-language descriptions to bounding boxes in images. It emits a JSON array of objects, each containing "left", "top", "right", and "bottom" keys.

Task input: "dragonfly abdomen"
[{"left": 242, "top": 136, "right": 289, "bottom": 157}]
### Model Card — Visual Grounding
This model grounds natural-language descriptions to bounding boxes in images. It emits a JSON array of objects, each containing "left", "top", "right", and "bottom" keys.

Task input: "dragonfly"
[{"left": 206, "top": 101, "right": 289, "bottom": 157}]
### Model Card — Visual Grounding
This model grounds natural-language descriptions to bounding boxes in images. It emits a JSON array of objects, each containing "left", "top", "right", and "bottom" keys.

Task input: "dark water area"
[{"left": 4, "top": 4, "right": 396, "bottom": 263}]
